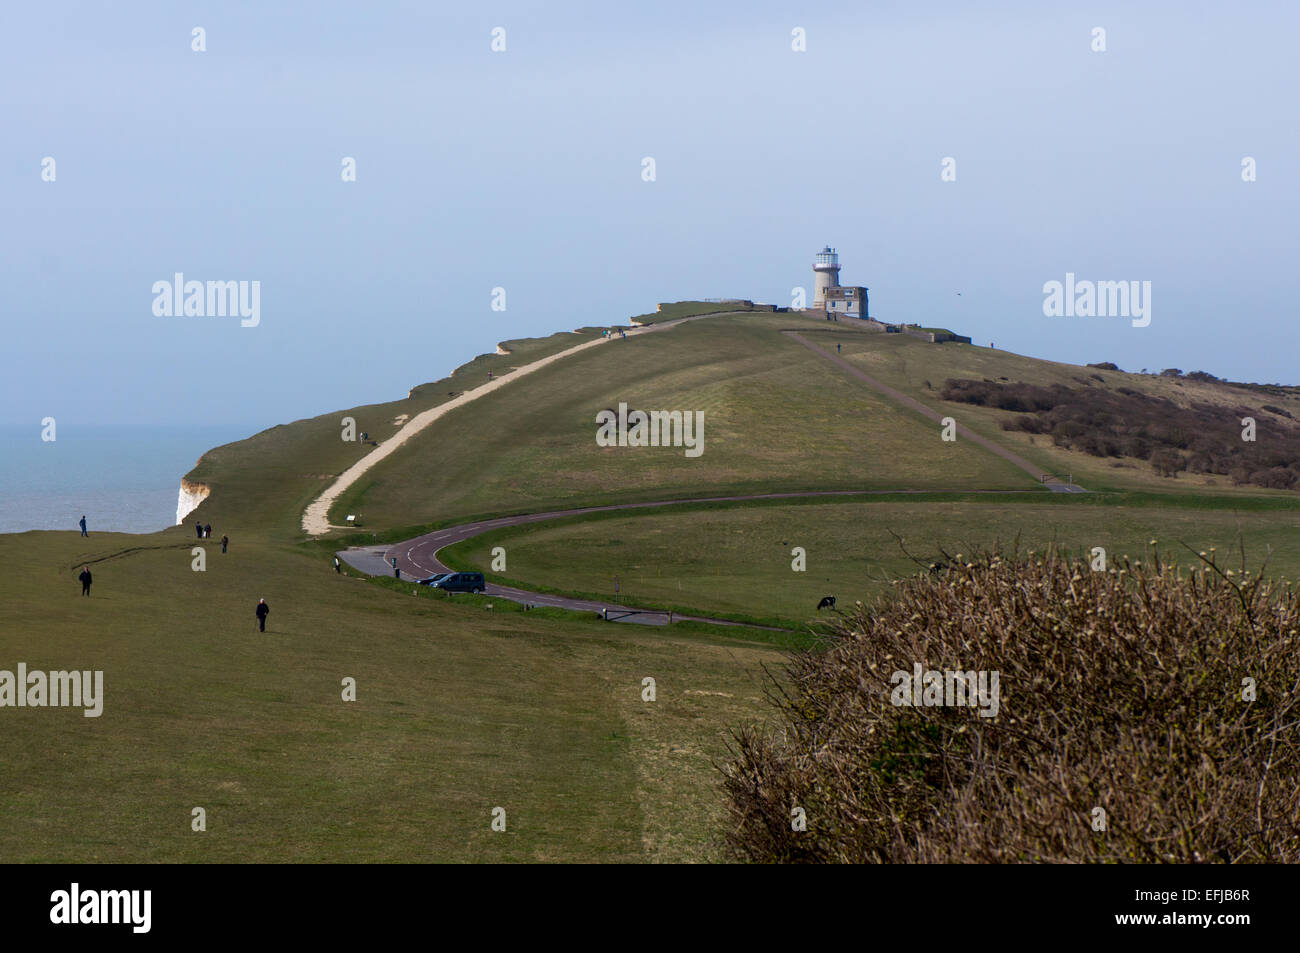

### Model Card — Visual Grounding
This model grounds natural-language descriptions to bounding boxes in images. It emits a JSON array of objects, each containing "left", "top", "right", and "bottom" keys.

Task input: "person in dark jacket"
[
  {"left": 195, "top": 522, "right": 203, "bottom": 539},
  {"left": 79, "top": 565, "right": 92, "bottom": 596},
  {"left": 79, "top": 515, "right": 88, "bottom": 537},
  {"left": 255, "top": 598, "right": 269, "bottom": 632},
  {"left": 221, "top": 535, "right": 229, "bottom": 554},
  {"left": 204, "top": 523, "right": 212, "bottom": 538}
]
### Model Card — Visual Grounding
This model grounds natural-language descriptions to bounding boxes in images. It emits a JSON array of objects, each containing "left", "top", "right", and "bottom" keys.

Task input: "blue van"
[{"left": 431, "top": 572, "right": 486, "bottom": 593}]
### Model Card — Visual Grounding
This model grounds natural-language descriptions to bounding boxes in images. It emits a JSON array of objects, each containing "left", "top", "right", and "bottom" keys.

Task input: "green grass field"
[
  {"left": 0, "top": 528, "right": 780, "bottom": 862},
  {"left": 439, "top": 494, "right": 1300, "bottom": 625},
  {"left": 8, "top": 303, "right": 1300, "bottom": 863},
  {"left": 834, "top": 332, "right": 1300, "bottom": 496},
  {"left": 328, "top": 312, "right": 1035, "bottom": 530},
  {"left": 183, "top": 328, "right": 611, "bottom": 540}
]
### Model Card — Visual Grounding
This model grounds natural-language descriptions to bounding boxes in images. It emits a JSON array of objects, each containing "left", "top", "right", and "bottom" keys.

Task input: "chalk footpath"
[{"left": 302, "top": 319, "right": 698, "bottom": 535}]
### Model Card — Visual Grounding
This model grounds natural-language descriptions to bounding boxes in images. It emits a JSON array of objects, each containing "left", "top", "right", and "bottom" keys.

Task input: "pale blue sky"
[{"left": 3, "top": 0, "right": 1296, "bottom": 430}]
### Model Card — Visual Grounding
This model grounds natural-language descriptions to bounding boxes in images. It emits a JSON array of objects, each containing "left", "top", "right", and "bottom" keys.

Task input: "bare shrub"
[
  {"left": 941, "top": 379, "right": 1065, "bottom": 413},
  {"left": 1151, "top": 448, "right": 1186, "bottom": 477},
  {"left": 938, "top": 377, "right": 1300, "bottom": 489},
  {"left": 720, "top": 547, "right": 1300, "bottom": 863},
  {"left": 1250, "top": 467, "right": 1298, "bottom": 490}
]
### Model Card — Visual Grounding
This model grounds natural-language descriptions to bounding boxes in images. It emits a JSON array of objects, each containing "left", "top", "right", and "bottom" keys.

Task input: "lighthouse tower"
[{"left": 812, "top": 246, "right": 841, "bottom": 309}]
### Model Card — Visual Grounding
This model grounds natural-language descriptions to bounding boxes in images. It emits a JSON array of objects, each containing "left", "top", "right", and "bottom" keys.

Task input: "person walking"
[
  {"left": 837, "top": 343, "right": 841, "bottom": 353},
  {"left": 255, "top": 598, "right": 269, "bottom": 632},
  {"left": 221, "top": 534, "right": 229, "bottom": 554},
  {"left": 78, "top": 565, "right": 92, "bottom": 596},
  {"left": 195, "top": 522, "right": 203, "bottom": 540},
  {"left": 79, "top": 515, "right": 87, "bottom": 537},
  {"left": 204, "top": 523, "right": 212, "bottom": 539},
  {"left": 334, "top": 556, "right": 341, "bottom": 574}
]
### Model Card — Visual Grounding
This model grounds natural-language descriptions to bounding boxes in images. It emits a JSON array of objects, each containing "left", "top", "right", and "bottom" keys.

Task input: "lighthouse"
[
  {"left": 812, "top": 246, "right": 841, "bottom": 309},
  {"left": 812, "top": 245, "right": 869, "bottom": 319}
]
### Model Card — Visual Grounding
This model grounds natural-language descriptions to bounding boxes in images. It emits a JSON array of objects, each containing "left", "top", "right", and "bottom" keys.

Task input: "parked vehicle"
[
  {"left": 417, "top": 573, "right": 451, "bottom": 586},
  {"left": 430, "top": 572, "right": 486, "bottom": 593}
]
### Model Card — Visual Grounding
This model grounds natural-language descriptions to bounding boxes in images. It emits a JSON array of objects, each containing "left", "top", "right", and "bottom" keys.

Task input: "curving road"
[
  {"left": 337, "top": 488, "right": 1046, "bottom": 627},
  {"left": 334, "top": 322, "right": 1088, "bottom": 625}
]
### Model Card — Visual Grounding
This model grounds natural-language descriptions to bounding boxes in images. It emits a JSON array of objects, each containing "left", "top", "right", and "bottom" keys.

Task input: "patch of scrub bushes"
[
  {"left": 719, "top": 547, "right": 1300, "bottom": 862},
  {"left": 940, "top": 378, "right": 1300, "bottom": 489}
]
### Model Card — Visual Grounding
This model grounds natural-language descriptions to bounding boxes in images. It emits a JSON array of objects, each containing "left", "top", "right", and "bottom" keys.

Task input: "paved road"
[
  {"left": 785, "top": 331, "right": 1087, "bottom": 494},
  {"left": 336, "top": 322, "right": 1089, "bottom": 625},
  {"left": 338, "top": 488, "right": 1053, "bottom": 627}
]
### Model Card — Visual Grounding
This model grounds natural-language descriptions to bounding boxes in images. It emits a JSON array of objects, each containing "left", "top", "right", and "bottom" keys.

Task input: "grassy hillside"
[
  {"left": 630, "top": 300, "right": 776, "bottom": 325},
  {"left": 178, "top": 307, "right": 1300, "bottom": 548},
  {"left": 328, "top": 311, "right": 1034, "bottom": 531},
  {"left": 12, "top": 303, "right": 1300, "bottom": 864},
  {"left": 440, "top": 494, "right": 1300, "bottom": 625},
  {"left": 835, "top": 333, "right": 1300, "bottom": 496},
  {"left": 0, "top": 528, "right": 778, "bottom": 862},
  {"left": 183, "top": 329, "right": 609, "bottom": 539}
]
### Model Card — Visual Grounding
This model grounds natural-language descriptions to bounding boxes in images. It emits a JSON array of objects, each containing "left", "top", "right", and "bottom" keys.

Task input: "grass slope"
[
  {"left": 835, "top": 332, "right": 1300, "bottom": 496},
  {"left": 183, "top": 329, "right": 610, "bottom": 540},
  {"left": 440, "top": 495, "right": 1300, "bottom": 625},
  {"left": 13, "top": 304, "right": 1300, "bottom": 864},
  {"left": 329, "top": 312, "right": 1033, "bottom": 531},
  {"left": 0, "top": 529, "right": 778, "bottom": 862}
]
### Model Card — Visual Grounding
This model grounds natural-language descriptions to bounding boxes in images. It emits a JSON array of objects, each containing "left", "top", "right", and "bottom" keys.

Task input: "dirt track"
[
  {"left": 785, "top": 331, "right": 1085, "bottom": 492},
  {"left": 329, "top": 318, "right": 1091, "bottom": 625},
  {"left": 302, "top": 315, "right": 717, "bottom": 535}
]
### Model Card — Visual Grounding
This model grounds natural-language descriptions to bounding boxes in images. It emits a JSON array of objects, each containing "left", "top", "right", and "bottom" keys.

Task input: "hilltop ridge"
[{"left": 179, "top": 302, "right": 1300, "bottom": 543}]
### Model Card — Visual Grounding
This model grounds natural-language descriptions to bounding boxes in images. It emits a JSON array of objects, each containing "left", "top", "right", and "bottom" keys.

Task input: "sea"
[{"left": 0, "top": 424, "right": 252, "bottom": 535}]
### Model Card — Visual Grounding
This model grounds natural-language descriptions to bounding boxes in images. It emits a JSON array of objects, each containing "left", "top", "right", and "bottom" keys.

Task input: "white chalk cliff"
[{"left": 176, "top": 478, "right": 210, "bottom": 524}]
